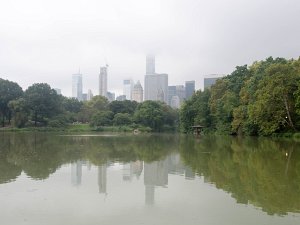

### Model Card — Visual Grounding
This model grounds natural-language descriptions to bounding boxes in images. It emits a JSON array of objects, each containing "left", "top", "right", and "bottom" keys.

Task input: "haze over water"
[{"left": 0, "top": 133, "right": 299, "bottom": 225}]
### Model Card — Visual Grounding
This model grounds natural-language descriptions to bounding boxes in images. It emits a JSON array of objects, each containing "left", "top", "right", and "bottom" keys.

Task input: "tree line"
[
  {"left": 0, "top": 80, "right": 178, "bottom": 131},
  {"left": 180, "top": 57, "right": 300, "bottom": 135}
]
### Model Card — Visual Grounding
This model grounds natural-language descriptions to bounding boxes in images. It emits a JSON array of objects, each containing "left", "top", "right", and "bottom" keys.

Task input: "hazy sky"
[{"left": 1, "top": 0, "right": 300, "bottom": 97}]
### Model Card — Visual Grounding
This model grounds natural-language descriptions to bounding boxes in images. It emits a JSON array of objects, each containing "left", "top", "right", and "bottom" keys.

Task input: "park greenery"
[
  {"left": 180, "top": 57, "right": 300, "bottom": 136},
  {"left": 2, "top": 56, "right": 300, "bottom": 135},
  {"left": 0, "top": 79, "right": 178, "bottom": 132}
]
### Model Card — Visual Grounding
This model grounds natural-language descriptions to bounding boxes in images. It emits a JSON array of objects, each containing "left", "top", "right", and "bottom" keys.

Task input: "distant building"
[
  {"left": 144, "top": 54, "right": 168, "bottom": 103},
  {"left": 168, "top": 86, "right": 177, "bottom": 106},
  {"left": 54, "top": 88, "right": 61, "bottom": 95},
  {"left": 98, "top": 165, "right": 107, "bottom": 194},
  {"left": 146, "top": 54, "right": 155, "bottom": 75},
  {"left": 204, "top": 75, "right": 224, "bottom": 89},
  {"left": 144, "top": 73, "right": 168, "bottom": 103},
  {"left": 168, "top": 85, "right": 185, "bottom": 108},
  {"left": 107, "top": 91, "right": 115, "bottom": 102},
  {"left": 176, "top": 85, "right": 185, "bottom": 103},
  {"left": 185, "top": 81, "right": 195, "bottom": 99},
  {"left": 116, "top": 95, "right": 126, "bottom": 101},
  {"left": 132, "top": 80, "right": 143, "bottom": 103},
  {"left": 72, "top": 73, "right": 83, "bottom": 101},
  {"left": 170, "top": 95, "right": 180, "bottom": 109},
  {"left": 87, "top": 89, "right": 93, "bottom": 101},
  {"left": 123, "top": 79, "right": 133, "bottom": 100},
  {"left": 71, "top": 161, "right": 82, "bottom": 186},
  {"left": 82, "top": 93, "right": 87, "bottom": 101},
  {"left": 99, "top": 66, "right": 108, "bottom": 98}
]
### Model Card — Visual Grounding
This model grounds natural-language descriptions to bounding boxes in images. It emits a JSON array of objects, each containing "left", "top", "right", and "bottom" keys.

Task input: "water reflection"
[
  {"left": 98, "top": 164, "right": 107, "bottom": 194},
  {"left": 180, "top": 136, "right": 300, "bottom": 215},
  {"left": 0, "top": 133, "right": 300, "bottom": 216}
]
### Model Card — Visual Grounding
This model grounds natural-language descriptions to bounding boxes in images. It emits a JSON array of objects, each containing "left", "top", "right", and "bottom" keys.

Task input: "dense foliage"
[
  {"left": 0, "top": 79, "right": 178, "bottom": 132},
  {"left": 180, "top": 57, "right": 300, "bottom": 135}
]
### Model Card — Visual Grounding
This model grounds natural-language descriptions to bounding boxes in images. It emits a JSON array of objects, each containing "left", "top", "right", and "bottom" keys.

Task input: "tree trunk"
[
  {"left": 8, "top": 111, "right": 11, "bottom": 125},
  {"left": 34, "top": 112, "right": 37, "bottom": 127},
  {"left": 2, "top": 114, "right": 4, "bottom": 127},
  {"left": 283, "top": 95, "right": 296, "bottom": 131}
]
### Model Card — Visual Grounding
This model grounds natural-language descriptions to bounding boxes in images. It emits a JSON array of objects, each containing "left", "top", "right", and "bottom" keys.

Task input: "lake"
[{"left": 0, "top": 132, "right": 300, "bottom": 225}]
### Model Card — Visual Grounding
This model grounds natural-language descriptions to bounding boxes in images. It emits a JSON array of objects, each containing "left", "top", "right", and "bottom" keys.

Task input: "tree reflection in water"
[{"left": 0, "top": 132, "right": 300, "bottom": 215}]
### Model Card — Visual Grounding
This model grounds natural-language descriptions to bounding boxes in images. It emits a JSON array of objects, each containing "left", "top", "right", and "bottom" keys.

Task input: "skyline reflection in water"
[{"left": 0, "top": 132, "right": 300, "bottom": 225}]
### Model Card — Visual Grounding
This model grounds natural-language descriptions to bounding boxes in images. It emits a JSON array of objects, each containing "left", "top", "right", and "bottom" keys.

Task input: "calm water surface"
[{"left": 0, "top": 132, "right": 300, "bottom": 225}]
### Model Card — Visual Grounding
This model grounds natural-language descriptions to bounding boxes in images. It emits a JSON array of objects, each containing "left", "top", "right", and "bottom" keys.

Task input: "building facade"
[
  {"left": 204, "top": 75, "right": 224, "bottom": 89},
  {"left": 116, "top": 95, "right": 126, "bottom": 101},
  {"left": 146, "top": 54, "right": 155, "bottom": 75},
  {"left": 123, "top": 79, "right": 133, "bottom": 100},
  {"left": 87, "top": 89, "right": 93, "bottom": 101},
  {"left": 99, "top": 66, "right": 108, "bottom": 98},
  {"left": 72, "top": 73, "right": 83, "bottom": 101},
  {"left": 107, "top": 91, "right": 115, "bottom": 102},
  {"left": 185, "top": 80, "right": 195, "bottom": 99},
  {"left": 132, "top": 80, "right": 143, "bottom": 103},
  {"left": 144, "top": 73, "right": 168, "bottom": 103}
]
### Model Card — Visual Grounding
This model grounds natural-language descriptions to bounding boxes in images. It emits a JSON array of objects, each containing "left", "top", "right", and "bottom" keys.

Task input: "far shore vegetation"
[{"left": 2, "top": 56, "right": 300, "bottom": 137}]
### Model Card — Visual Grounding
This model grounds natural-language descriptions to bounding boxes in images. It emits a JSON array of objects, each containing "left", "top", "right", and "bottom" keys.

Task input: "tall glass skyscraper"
[
  {"left": 144, "top": 54, "right": 168, "bottom": 104},
  {"left": 99, "top": 66, "right": 108, "bottom": 98},
  {"left": 72, "top": 73, "right": 83, "bottom": 101},
  {"left": 123, "top": 79, "right": 133, "bottom": 100},
  {"left": 185, "top": 80, "right": 195, "bottom": 99},
  {"left": 146, "top": 54, "right": 155, "bottom": 75}
]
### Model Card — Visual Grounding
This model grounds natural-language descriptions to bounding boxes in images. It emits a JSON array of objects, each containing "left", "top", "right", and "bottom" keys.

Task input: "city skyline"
[{"left": 2, "top": 0, "right": 299, "bottom": 97}]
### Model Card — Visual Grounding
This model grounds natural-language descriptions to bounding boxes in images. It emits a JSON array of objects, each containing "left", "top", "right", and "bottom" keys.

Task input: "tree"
[
  {"left": 8, "top": 98, "right": 28, "bottom": 128},
  {"left": 109, "top": 100, "right": 138, "bottom": 115},
  {"left": 180, "top": 89, "right": 211, "bottom": 133},
  {"left": 90, "top": 111, "right": 113, "bottom": 127},
  {"left": 62, "top": 97, "right": 83, "bottom": 113},
  {"left": 134, "top": 101, "right": 164, "bottom": 131},
  {"left": 249, "top": 63, "right": 299, "bottom": 135},
  {"left": 113, "top": 113, "right": 132, "bottom": 126},
  {"left": 25, "top": 83, "right": 61, "bottom": 126},
  {"left": 0, "top": 78, "right": 23, "bottom": 126},
  {"left": 78, "top": 96, "right": 109, "bottom": 122}
]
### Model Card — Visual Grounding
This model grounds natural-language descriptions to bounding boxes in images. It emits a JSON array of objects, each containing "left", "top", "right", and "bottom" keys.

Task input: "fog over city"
[{"left": 1, "top": 0, "right": 300, "bottom": 96}]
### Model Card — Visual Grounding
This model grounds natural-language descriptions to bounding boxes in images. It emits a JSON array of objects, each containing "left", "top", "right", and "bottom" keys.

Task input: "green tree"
[
  {"left": 109, "top": 100, "right": 138, "bottom": 115},
  {"left": 62, "top": 97, "right": 83, "bottom": 113},
  {"left": 0, "top": 78, "right": 23, "bottom": 126},
  {"left": 134, "top": 101, "right": 164, "bottom": 131},
  {"left": 180, "top": 89, "right": 211, "bottom": 133},
  {"left": 78, "top": 95, "right": 109, "bottom": 122},
  {"left": 90, "top": 111, "right": 114, "bottom": 127},
  {"left": 113, "top": 113, "right": 132, "bottom": 126},
  {"left": 8, "top": 98, "right": 28, "bottom": 128},
  {"left": 249, "top": 63, "right": 299, "bottom": 135},
  {"left": 25, "top": 83, "right": 61, "bottom": 126}
]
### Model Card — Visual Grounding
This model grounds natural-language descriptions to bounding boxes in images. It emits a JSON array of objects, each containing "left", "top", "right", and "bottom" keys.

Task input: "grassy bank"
[{"left": 0, "top": 124, "right": 152, "bottom": 133}]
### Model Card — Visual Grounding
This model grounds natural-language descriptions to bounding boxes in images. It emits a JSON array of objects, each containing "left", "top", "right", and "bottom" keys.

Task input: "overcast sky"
[{"left": 1, "top": 0, "right": 300, "bottom": 97}]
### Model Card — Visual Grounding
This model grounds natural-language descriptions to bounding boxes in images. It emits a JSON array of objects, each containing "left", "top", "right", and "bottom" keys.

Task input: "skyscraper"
[
  {"left": 204, "top": 75, "right": 224, "bottom": 89},
  {"left": 54, "top": 88, "right": 61, "bottom": 95},
  {"left": 132, "top": 80, "right": 143, "bottom": 103},
  {"left": 185, "top": 81, "right": 195, "bottom": 99},
  {"left": 168, "top": 86, "right": 177, "bottom": 106},
  {"left": 72, "top": 73, "right": 83, "bottom": 101},
  {"left": 107, "top": 91, "right": 115, "bottom": 102},
  {"left": 176, "top": 85, "right": 185, "bottom": 103},
  {"left": 144, "top": 73, "right": 168, "bottom": 103},
  {"left": 146, "top": 54, "right": 155, "bottom": 75},
  {"left": 99, "top": 66, "right": 108, "bottom": 98},
  {"left": 87, "top": 89, "right": 93, "bottom": 101},
  {"left": 123, "top": 79, "right": 133, "bottom": 100}
]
